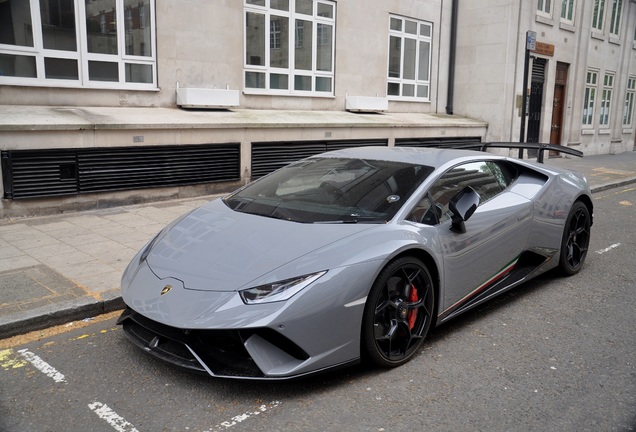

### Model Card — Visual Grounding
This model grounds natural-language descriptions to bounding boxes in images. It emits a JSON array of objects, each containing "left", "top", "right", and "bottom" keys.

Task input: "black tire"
[
  {"left": 362, "top": 256, "right": 435, "bottom": 367},
  {"left": 558, "top": 201, "right": 591, "bottom": 276}
]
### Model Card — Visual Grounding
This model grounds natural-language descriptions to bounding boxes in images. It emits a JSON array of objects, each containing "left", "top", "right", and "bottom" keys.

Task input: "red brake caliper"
[{"left": 407, "top": 283, "right": 418, "bottom": 330}]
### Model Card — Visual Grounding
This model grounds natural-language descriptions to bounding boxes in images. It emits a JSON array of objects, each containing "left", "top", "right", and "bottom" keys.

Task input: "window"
[
  {"left": 295, "top": 20, "right": 304, "bottom": 48},
  {"left": 0, "top": 0, "right": 156, "bottom": 89},
  {"left": 609, "top": 0, "right": 623, "bottom": 37},
  {"left": 591, "top": 0, "right": 606, "bottom": 31},
  {"left": 270, "top": 19, "right": 282, "bottom": 49},
  {"left": 583, "top": 70, "right": 598, "bottom": 126},
  {"left": 561, "top": 0, "right": 575, "bottom": 23},
  {"left": 387, "top": 16, "right": 432, "bottom": 100},
  {"left": 623, "top": 77, "right": 636, "bottom": 126},
  {"left": 244, "top": 0, "right": 335, "bottom": 95},
  {"left": 537, "top": 0, "right": 552, "bottom": 16},
  {"left": 600, "top": 73, "right": 614, "bottom": 127},
  {"left": 225, "top": 157, "right": 434, "bottom": 224},
  {"left": 410, "top": 161, "right": 515, "bottom": 225}
]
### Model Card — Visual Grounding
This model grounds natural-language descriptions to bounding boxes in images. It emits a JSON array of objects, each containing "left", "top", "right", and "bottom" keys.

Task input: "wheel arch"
[
  {"left": 387, "top": 247, "right": 441, "bottom": 324},
  {"left": 575, "top": 194, "right": 594, "bottom": 226}
]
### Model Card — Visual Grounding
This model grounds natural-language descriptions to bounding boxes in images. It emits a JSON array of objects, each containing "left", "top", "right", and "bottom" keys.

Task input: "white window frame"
[
  {"left": 0, "top": 0, "right": 157, "bottom": 90},
  {"left": 582, "top": 70, "right": 598, "bottom": 127},
  {"left": 599, "top": 72, "right": 614, "bottom": 127},
  {"left": 560, "top": 0, "right": 575, "bottom": 24},
  {"left": 243, "top": 0, "right": 336, "bottom": 96},
  {"left": 623, "top": 76, "right": 636, "bottom": 126},
  {"left": 609, "top": 0, "right": 623, "bottom": 37},
  {"left": 387, "top": 15, "right": 433, "bottom": 102},
  {"left": 591, "top": 0, "right": 606, "bottom": 32},
  {"left": 295, "top": 20, "right": 304, "bottom": 48},
  {"left": 270, "top": 18, "right": 282, "bottom": 49},
  {"left": 537, "top": 0, "right": 553, "bottom": 17}
]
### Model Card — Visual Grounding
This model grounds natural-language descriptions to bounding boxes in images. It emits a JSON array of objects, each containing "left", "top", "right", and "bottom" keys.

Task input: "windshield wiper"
[
  {"left": 270, "top": 205, "right": 304, "bottom": 222},
  {"left": 313, "top": 216, "right": 385, "bottom": 224}
]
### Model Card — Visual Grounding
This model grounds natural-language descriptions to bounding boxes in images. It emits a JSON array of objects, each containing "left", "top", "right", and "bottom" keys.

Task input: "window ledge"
[
  {"left": 609, "top": 36, "right": 621, "bottom": 46},
  {"left": 535, "top": 14, "right": 554, "bottom": 26},
  {"left": 387, "top": 97, "right": 431, "bottom": 104},
  {"left": 598, "top": 128, "right": 611, "bottom": 135},
  {"left": 633, "top": 41, "right": 636, "bottom": 50},
  {"left": 581, "top": 129, "right": 595, "bottom": 135},
  {"left": 623, "top": 128, "right": 633, "bottom": 134},
  {"left": 591, "top": 31, "right": 605, "bottom": 41},
  {"left": 243, "top": 89, "right": 336, "bottom": 99},
  {"left": 559, "top": 21, "right": 575, "bottom": 33},
  {"left": 0, "top": 79, "right": 160, "bottom": 92}
]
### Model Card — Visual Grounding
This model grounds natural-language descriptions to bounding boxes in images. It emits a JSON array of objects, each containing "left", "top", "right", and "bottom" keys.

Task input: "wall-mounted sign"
[
  {"left": 532, "top": 41, "right": 555, "bottom": 57},
  {"left": 526, "top": 31, "right": 537, "bottom": 50}
]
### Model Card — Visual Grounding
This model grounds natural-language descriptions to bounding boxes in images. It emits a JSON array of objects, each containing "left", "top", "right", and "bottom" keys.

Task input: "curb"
[
  {"left": 590, "top": 177, "right": 636, "bottom": 194},
  {"left": 0, "top": 295, "right": 124, "bottom": 340}
]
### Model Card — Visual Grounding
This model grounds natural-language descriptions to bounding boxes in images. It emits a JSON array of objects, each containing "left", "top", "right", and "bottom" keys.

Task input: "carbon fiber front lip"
[{"left": 118, "top": 307, "right": 264, "bottom": 377}]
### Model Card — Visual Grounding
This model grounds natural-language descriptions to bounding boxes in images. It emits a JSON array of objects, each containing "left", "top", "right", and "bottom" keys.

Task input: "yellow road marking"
[
  {"left": 592, "top": 167, "right": 635, "bottom": 175},
  {"left": 595, "top": 186, "right": 636, "bottom": 200},
  {"left": 0, "top": 310, "right": 122, "bottom": 349},
  {"left": 0, "top": 349, "right": 27, "bottom": 370}
]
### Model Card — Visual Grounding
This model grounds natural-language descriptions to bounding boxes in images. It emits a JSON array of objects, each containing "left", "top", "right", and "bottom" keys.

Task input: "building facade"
[
  {"left": 0, "top": 0, "right": 634, "bottom": 216},
  {"left": 453, "top": 0, "right": 636, "bottom": 155}
]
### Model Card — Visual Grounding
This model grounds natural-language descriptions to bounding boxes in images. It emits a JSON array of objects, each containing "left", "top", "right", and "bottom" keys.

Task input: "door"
[
  {"left": 550, "top": 84, "right": 565, "bottom": 145},
  {"left": 527, "top": 58, "right": 547, "bottom": 158},
  {"left": 550, "top": 62, "right": 569, "bottom": 156},
  {"left": 527, "top": 81, "right": 544, "bottom": 144},
  {"left": 435, "top": 191, "right": 532, "bottom": 320},
  {"left": 410, "top": 161, "right": 533, "bottom": 321}
]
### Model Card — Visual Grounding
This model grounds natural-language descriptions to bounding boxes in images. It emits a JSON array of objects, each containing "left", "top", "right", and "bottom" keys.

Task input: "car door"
[{"left": 409, "top": 160, "right": 533, "bottom": 321}]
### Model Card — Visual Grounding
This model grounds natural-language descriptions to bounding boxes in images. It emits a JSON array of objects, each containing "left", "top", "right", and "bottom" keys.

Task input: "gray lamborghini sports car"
[{"left": 118, "top": 145, "right": 593, "bottom": 379}]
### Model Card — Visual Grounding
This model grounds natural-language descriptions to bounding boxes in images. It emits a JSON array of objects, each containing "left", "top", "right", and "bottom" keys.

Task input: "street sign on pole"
[{"left": 526, "top": 31, "right": 536, "bottom": 51}]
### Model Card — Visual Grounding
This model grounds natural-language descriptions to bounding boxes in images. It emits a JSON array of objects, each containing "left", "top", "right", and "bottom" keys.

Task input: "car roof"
[{"left": 316, "top": 146, "right": 498, "bottom": 169}]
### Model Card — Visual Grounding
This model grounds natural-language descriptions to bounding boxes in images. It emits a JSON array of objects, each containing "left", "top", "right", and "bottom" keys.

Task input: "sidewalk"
[{"left": 1, "top": 150, "right": 636, "bottom": 340}]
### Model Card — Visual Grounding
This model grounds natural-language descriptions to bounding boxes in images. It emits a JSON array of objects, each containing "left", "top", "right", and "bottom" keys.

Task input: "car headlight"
[{"left": 239, "top": 271, "right": 327, "bottom": 304}]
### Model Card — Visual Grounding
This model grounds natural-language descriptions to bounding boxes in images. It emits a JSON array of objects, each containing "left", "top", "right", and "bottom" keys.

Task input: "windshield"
[{"left": 223, "top": 157, "right": 434, "bottom": 223}]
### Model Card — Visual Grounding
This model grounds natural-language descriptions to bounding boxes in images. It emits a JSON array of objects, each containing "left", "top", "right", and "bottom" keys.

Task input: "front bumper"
[
  {"left": 118, "top": 307, "right": 320, "bottom": 378},
  {"left": 119, "top": 256, "right": 380, "bottom": 379}
]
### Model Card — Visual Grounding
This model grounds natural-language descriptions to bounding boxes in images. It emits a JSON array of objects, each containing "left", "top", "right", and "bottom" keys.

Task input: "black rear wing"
[{"left": 436, "top": 142, "right": 583, "bottom": 164}]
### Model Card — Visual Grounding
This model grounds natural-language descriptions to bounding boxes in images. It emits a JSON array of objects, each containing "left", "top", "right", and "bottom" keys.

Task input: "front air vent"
[{"left": 2, "top": 144, "right": 240, "bottom": 199}]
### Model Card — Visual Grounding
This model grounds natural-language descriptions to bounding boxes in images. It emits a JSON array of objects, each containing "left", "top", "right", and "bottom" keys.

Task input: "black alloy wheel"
[
  {"left": 559, "top": 201, "right": 591, "bottom": 276},
  {"left": 362, "top": 256, "right": 435, "bottom": 367}
]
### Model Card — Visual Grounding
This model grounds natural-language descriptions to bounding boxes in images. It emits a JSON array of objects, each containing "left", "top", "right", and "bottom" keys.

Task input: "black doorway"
[{"left": 527, "top": 58, "right": 547, "bottom": 156}]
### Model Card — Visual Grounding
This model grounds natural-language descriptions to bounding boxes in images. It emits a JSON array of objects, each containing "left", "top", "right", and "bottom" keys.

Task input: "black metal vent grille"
[
  {"left": 395, "top": 136, "right": 482, "bottom": 149},
  {"left": 2, "top": 150, "right": 78, "bottom": 199},
  {"left": 2, "top": 144, "right": 240, "bottom": 199},
  {"left": 251, "top": 139, "right": 388, "bottom": 179}
]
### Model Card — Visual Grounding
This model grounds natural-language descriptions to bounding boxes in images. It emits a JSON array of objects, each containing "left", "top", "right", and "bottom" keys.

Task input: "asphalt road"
[{"left": 1, "top": 185, "right": 635, "bottom": 432}]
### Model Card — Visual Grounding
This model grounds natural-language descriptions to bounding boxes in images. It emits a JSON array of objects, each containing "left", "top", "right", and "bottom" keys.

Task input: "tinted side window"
[
  {"left": 417, "top": 161, "right": 506, "bottom": 225},
  {"left": 487, "top": 161, "right": 517, "bottom": 190}
]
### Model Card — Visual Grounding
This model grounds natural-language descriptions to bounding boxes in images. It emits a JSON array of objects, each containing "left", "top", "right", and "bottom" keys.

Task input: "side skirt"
[{"left": 437, "top": 250, "right": 557, "bottom": 324}]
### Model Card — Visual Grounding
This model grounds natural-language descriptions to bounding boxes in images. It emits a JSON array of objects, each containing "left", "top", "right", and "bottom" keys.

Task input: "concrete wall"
[
  {"left": 452, "top": 0, "right": 636, "bottom": 154},
  {"left": 0, "top": 0, "right": 449, "bottom": 114}
]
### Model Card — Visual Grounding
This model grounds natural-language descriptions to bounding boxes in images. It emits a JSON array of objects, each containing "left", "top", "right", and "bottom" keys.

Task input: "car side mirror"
[{"left": 448, "top": 186, "right": 480, "bottom": 233}]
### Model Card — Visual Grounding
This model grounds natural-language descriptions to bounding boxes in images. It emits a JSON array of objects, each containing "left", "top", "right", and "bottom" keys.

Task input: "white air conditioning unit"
[
  {"left": 345, "top": 96, "right": 388, "bottom": 113},
  {"left": 176, "top": 88, "right": 240, "bottom": 109}
]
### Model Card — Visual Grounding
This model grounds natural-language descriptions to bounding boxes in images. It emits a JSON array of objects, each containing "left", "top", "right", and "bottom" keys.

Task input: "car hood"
[{"left": 146, "top": 199, "right": 376, "bottom": 291}]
